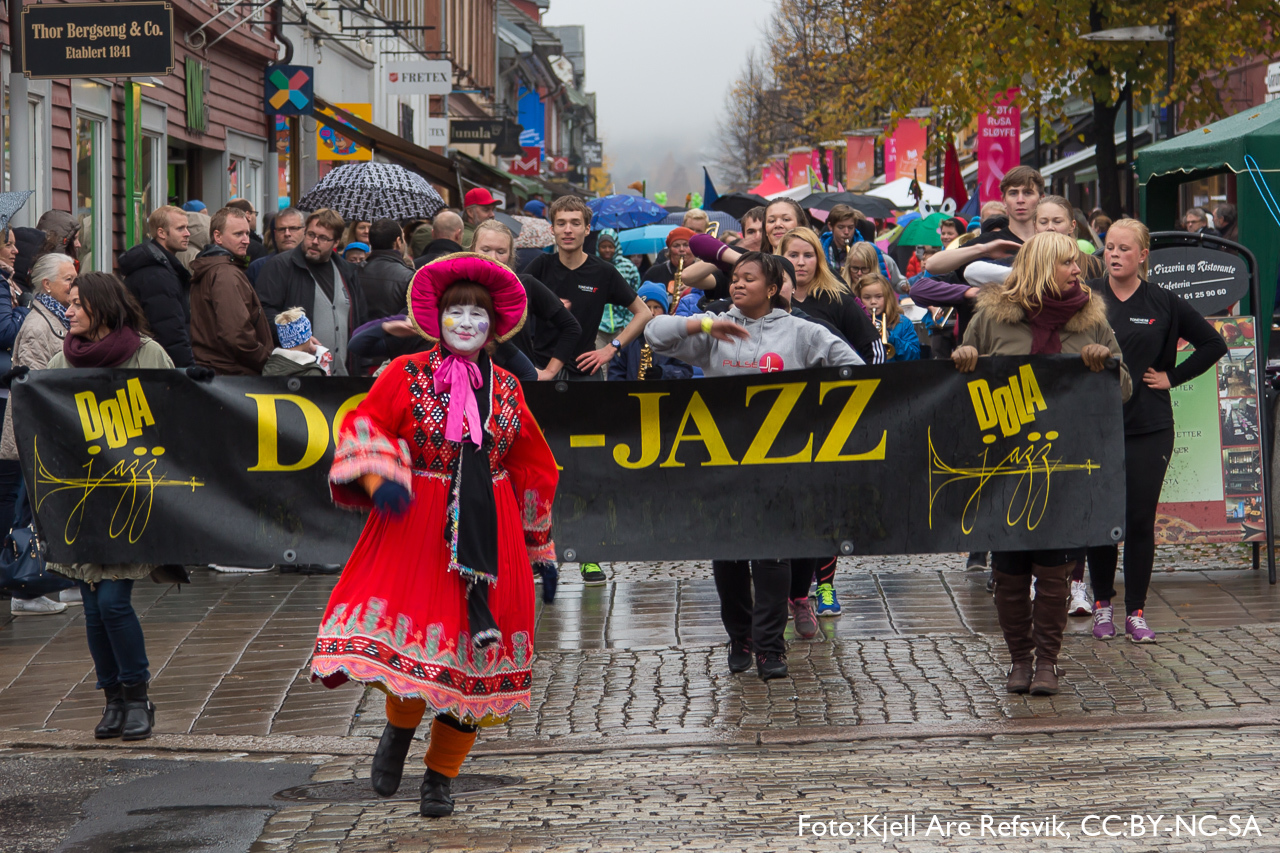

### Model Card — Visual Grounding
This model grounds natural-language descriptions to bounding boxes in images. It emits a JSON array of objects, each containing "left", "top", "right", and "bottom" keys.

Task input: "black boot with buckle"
[{"left": 94, "top": 684, "right": 126, "bottom": 739}]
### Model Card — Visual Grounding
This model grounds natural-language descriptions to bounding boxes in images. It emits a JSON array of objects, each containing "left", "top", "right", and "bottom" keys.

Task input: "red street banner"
[
  {"left": 844, "top": 135, "right": 876, "bottom": 189},
  {"left": 978, "top": 89, "right": 1021, "bottom": 203},
  {"left": 787, "top": 148, "right": 811, "bottom": 187},
  {"left": 888, "top": 120, "right": 927, "bottom": 182},
  {"left": 508, "top": 147, "right": 541, "bottom": 176}
]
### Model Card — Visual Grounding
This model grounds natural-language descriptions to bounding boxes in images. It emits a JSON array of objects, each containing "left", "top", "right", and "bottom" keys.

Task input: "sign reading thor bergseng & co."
[{"left": 22, "top": 2, "right": 174, "bottom": 79}]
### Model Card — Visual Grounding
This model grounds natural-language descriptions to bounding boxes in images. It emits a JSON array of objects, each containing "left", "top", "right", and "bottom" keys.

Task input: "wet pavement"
[{"left": 4, "top": 545, "right": 1280, "bottom": 850}]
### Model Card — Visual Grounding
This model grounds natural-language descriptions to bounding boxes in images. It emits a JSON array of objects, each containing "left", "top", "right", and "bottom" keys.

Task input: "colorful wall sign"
[{"left": 316, "top": 103, "right": 371, "bottom": 162}]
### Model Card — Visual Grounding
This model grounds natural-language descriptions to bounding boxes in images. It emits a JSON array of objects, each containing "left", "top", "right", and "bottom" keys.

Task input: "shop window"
[
  {"left": 229, "top": 156, "right": 241, "bottom": 200},
  {"left": 75, "top": 115, "right": 105, "bottom": 271},
  {"left": 3, "top": 85, "right": 48, "bottom": 216}
]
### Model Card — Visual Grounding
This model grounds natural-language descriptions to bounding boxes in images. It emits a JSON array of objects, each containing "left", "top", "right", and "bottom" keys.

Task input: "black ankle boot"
[
  {"left": 120, "top": 681, "right": 155, "bottom": 741},
  {"left": 419, "top": 768, "right": 455, "bottom": 817},
  {"left": 370, "top": 723, "right": 416, "bottom": 797},
  {"left": 94, "top": 685, "right": 125, "bottom": 739}
]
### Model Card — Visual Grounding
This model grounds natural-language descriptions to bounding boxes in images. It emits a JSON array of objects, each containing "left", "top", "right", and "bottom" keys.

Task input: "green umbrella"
[{"left": 897, "top": 212, "right": 948, "bottom": 247}]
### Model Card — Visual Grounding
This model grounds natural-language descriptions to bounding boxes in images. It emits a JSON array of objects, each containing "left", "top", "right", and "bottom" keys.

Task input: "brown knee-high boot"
[
  {"left": 1029, "top": 563, "right": 1073, "bottom": 695},
  {"left": 992, "top": 570, "right": 1035, "bottom": 693}
]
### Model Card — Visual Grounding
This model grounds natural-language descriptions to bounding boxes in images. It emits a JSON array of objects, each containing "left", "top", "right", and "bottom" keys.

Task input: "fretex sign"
[{"left": 385, "top": 61, "right": 453, "bottom": 96}]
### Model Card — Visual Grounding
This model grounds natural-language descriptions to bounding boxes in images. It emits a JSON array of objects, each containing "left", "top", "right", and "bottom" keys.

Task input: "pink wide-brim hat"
[{"left": 407, "top": 252, "right": 528, "bottom": 343}]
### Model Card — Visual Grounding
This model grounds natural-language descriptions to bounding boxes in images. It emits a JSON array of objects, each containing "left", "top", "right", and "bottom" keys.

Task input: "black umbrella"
[
  {"left": 710, "top": 191, "right": 768, "bottom": 220},
  {"left": 297, "top": 162, "right": 446, "bottom": 221},
  {"left": 806, "top": 192, "right": 897, "bottom": 220}
]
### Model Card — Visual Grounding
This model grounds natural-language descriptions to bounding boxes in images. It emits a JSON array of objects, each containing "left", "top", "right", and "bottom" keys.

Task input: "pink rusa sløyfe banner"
[{"left": 977, "top": 89, "right": 1021, "bottom": 203}]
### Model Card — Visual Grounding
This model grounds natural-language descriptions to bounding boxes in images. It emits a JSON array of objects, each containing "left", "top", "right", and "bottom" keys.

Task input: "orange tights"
[{"left": 384, "top": 695, "right": 477, "bottom": 778}]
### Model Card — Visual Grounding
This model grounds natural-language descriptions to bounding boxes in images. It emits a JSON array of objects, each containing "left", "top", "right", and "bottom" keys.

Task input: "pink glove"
[{"left": 688, "top": 233, "right": 735, "bottom": 273}]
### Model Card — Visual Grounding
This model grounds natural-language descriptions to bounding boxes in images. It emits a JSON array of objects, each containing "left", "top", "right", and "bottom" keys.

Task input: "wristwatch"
[{"left": 610, "top": 338, "right": 622, "bottom": 350}]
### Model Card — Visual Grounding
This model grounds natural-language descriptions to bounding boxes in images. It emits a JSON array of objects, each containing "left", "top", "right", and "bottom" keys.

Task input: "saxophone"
[
  {"left": 875, "top": 310, "right": 896, "bottom": 359},
  {"left": 638, "top": 340, "right": 654, "bottom": 380},
  {"left": 669, "top": 256, "right": 684, "bottom": 314}
]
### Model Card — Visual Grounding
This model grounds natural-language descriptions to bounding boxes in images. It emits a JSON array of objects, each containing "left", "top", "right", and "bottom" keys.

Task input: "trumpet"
[
  {"left": 706, "top": 220, "right": 721, "bottom": 238},
  {"left": 874, "top": 310, "right": 896, "bottom": 360}
]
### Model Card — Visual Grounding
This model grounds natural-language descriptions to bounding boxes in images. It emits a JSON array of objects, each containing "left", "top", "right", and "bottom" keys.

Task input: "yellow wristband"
[{"left": 700, "top": 316, "right": 714, "bottom": 335}]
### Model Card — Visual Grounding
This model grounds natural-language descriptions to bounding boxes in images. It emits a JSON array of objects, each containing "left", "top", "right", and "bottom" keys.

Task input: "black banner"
[
  {"left": 22, "top": 2, "right": 174, "bottom": 80},
  {"left": 12, "top": 357, "right": 1126, "bottom": 566}
]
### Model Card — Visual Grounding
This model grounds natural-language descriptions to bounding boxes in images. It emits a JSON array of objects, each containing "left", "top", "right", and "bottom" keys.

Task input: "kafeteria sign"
[
  {"left": 22, "top": 1, "right": 174, "bottom": 79},
  {"left": 385, "top": 60, "right": 452, "bottom": 96},
  {"left": 14, "top": 357, "right": 1125, "bottom": 566},
  {"left": 1147, "top": 246, "right": 1249, "bottom": 316}
]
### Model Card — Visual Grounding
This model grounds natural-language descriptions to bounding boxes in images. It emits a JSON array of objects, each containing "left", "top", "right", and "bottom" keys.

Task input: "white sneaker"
[
  {"left": 59, "top": 587, "right": 82, "bottom": 605},
  {"left": 1067, "top": 580, "right": 1092, "bottom": 616},
  {"left": 11, "top": 595, "right": 68, "bottom": 615},
  {"left": 208, "top": 565, "right": 272, "bottom": 574}
]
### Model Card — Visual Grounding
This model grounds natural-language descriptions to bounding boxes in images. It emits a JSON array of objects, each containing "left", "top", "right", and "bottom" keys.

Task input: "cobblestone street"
[{"left": 5, "top": 546, "right": 1280, "bottom": 850}]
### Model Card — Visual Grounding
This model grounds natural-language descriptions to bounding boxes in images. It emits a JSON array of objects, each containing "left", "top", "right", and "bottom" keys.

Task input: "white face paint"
[{"left": 440, "top": 304, "right": 491, "bottom": 355}]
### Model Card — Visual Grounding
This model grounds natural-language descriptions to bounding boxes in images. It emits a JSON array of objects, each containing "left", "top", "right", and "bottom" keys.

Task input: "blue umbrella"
[
  {"left": 617, "top": 224, "right": 677, "bottom": 256},
  {"left": 587, "top": 194, "right": 669, "bottom": 230}
]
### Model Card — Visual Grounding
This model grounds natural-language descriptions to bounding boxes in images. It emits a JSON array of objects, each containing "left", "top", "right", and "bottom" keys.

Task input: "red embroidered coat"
[{"left": 311, "top": 347, "right": 557, "bottom": 723}]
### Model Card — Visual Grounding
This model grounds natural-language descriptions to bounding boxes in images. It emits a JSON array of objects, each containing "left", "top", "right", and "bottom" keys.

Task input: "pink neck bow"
[{"left": 433, "top": 354, "right": 484, "bottom": 446}]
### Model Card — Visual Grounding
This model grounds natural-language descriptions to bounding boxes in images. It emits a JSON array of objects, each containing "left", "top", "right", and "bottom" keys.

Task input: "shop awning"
[
  {"left": 313, "top": 98, "right": 459, "bottom": 203},
  {"left": 1137, "top": 97, "right": 1280, "bottom": 353},
  {"left": 1138, "top": 98, "right": 1280, "bottom": 184},
  {"left": 1039, "top": 124, "right": 1152, "bottom": 180},
  {"left": 453, "top": 151, "right": 515, "bottom": 201}
]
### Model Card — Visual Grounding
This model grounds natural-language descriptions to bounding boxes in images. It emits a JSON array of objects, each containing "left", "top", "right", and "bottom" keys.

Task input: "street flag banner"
[
  {"left": 978, "top": 89, "right": 1021, "bottom": 203},
  {"left": 13, "top": 357, "right": 1126, "bottom": 567}
]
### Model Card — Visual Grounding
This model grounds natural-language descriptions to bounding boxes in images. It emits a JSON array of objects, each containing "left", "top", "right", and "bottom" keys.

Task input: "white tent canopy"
[{"left": 865, "top": 177, "right": 943, "bottom": 208}]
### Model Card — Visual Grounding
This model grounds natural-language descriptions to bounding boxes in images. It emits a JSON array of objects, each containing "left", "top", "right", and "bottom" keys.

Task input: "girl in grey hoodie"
[
  {"left": 642, "top": 252, "right": 860, "bottom": 682},
  {"left": 644, "top": 252, "right": 861, "bottom": 375}
]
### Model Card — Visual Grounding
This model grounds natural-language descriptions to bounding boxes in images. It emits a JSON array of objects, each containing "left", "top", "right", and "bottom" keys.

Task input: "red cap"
[
  {"left": 666, "top": 226, "right": 695, "bottom": 248},
  {"left": 464, "top": 187, "right": 498, "bottom": 207}
]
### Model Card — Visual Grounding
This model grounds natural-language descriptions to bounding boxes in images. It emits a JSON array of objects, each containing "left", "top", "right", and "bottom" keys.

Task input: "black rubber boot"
[
  {"left": 94, "top": 684, "right": 125, "bottom": 739},
  {"left": 120, "top": 681, "right": 155, "bottom": 741},
  {"left": 370, "top": 723, "right": 416, "bottom": 797},
  {"left": 419, "top": 768, "right": 455, "bottom": 817}
]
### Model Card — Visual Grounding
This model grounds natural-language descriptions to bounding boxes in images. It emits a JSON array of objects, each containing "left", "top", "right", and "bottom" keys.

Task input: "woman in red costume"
[{"left": 311, "top": 253, "right": 558, "bottom": 818}]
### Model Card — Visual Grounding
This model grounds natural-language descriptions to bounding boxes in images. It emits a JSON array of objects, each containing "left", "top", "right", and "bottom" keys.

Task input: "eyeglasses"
[
  {"left": 305, "top": 231, "right": 336, "bottom": 243},
  {"left": 847, "top": 265, "right": 870, "bottom": 275},
  {"left": 275, "top": 224, "right": 303, "bottom": 234}
]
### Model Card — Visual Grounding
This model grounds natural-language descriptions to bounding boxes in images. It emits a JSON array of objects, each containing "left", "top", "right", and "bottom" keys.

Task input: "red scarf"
[
  {"left": 63, "top": 326, "right": 142, "bottom": 368},
  {"left": 1026, "top": 284, "right": 1089, "bottom": 354}
]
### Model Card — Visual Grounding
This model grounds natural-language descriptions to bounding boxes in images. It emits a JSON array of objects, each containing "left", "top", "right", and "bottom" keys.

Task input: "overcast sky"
[{"left": 541, "top": 0, "right": 775, "bottom": 197}]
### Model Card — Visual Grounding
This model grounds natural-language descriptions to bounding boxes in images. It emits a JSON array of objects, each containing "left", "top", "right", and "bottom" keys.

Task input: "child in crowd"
[
  {"left": 342, "top": 242, "right": 370, "bottom": 267},
  {"left": 264, "top": 308, "right": 330, "bottom": 376},
  {"left": 853, "top": 273, "right": 925, "bottom": 362},
  {"left": 607, "top": 283, "right": 693, "bottom": 381}
]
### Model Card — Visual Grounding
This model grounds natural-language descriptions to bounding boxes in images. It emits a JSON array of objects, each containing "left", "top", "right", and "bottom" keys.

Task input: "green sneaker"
[
  {"left": 814, "top": 583, "right": 842, "bottom": 616},
  {"left": 580, "top": 563, "right": 607, "bottom": 585}
]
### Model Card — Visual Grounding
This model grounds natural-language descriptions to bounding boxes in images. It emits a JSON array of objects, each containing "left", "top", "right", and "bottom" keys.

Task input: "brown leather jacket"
[{"left": 189, "top": 247, "right": 273, "bottom": 375}]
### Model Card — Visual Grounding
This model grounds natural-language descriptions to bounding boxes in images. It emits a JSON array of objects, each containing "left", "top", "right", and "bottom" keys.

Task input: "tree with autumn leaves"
[{"left": 718, "top": 0, "right": 1280, "bottom": 215}]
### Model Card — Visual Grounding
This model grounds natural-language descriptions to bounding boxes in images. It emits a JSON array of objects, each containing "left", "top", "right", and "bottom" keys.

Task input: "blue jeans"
[{"left": 79, "top": 579, "right": 150, "bottom": 688}]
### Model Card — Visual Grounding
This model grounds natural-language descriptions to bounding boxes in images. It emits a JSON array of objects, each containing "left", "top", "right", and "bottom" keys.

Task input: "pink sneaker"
[
  {"left": 789, "top": 598, "right": 818, "bottom": 639},
  {"left": 1092, "top": 601, "right": 1116, "bottom": 640},
  {"left": 1125, "top": 610, "right": 1156, "bottom": 643}
]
